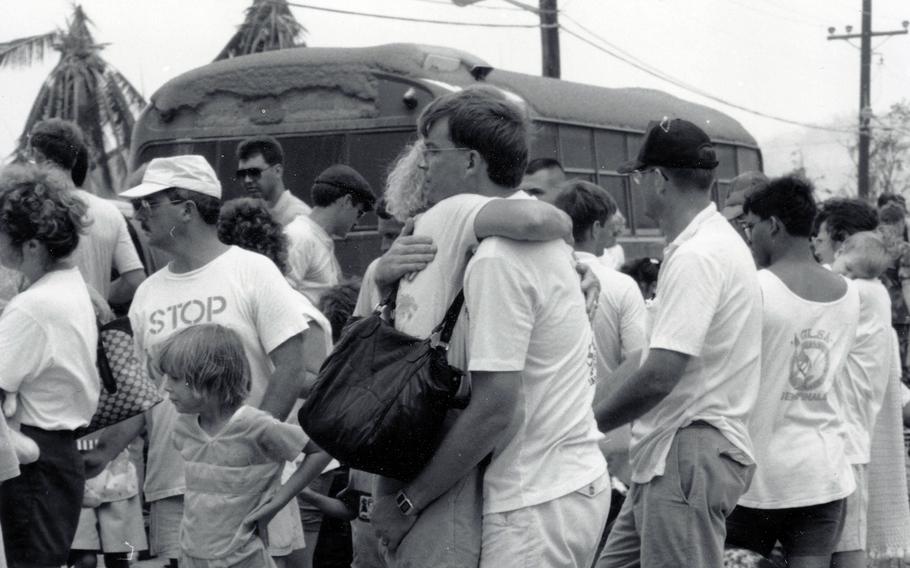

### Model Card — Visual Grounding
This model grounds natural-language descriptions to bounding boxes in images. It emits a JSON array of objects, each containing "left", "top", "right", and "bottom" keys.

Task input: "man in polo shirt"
[
  {"left": 236, "top": 135, "right": 311, "bottom": 226},
  {"left": 594, "top": 119, "right": 762, "bottom": 568}
]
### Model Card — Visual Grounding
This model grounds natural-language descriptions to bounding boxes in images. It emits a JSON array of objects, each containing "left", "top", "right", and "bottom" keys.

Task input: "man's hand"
[
  {"left": 576, "top": 262, "right": 601, "bottom": 320},
  {"left": 374, "top": 219, "right": 437, "bottom": 291},
  {"left": 372, "top": 493, "right": 417, "bottom": 552}
]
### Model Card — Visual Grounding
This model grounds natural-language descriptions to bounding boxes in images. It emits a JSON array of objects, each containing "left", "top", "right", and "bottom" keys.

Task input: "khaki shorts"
[{"left": 833, "top": 464, "right": 868, "bottom": 553}]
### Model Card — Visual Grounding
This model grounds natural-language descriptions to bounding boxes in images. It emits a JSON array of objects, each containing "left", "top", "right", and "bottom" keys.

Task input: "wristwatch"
[{"left": 396, "top": 490, "right": 418, "bottom": 516}]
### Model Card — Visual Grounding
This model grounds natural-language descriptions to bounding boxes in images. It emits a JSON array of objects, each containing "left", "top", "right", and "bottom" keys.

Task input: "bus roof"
[{"left": 147, "top": 42, "right": 756, "bottom": 147}]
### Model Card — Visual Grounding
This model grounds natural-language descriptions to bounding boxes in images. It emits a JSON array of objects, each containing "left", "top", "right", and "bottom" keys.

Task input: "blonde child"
[{"left": 157, "top": 324, "right": 332, "bottom": 568}]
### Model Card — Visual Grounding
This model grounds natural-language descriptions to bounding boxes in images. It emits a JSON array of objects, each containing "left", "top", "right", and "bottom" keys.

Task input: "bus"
[{"left": 130, "top": 43, "right": 762, "bottom": 276}]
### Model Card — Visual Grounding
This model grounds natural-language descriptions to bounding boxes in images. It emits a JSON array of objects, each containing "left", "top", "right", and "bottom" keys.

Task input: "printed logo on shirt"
[
  {"left": 147, "top": 296, "right": 227, "bottom": 335},
  {"left": 587, "top": 341, "right": 597, "bottom": 386},
  {"left": 358, "top": 494, "right": 373, "bottom": 522},
  {"left": 783, "top": 328, "right": 831, "bottom": 400}
]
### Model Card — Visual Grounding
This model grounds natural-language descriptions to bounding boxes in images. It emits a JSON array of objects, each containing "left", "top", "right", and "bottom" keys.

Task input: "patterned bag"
[{"left": 77, "top": 317, "right": 162, "bottom": 436}]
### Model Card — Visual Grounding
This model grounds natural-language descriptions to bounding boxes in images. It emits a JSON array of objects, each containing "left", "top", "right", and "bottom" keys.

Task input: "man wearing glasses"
[
  {"left": 236, "top": 135, "right": 311, "bottom": 226},
  {"left": 594, "top": 119, "right": 762, "bottom": 568},
  {"left": 284, "top": 164, "right": 375, "bottom": 304}
]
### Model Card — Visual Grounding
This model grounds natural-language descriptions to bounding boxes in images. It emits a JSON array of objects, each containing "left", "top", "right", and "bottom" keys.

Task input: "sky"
[{"left": 1, "top": 0, "right": 908, "bottom": 193}]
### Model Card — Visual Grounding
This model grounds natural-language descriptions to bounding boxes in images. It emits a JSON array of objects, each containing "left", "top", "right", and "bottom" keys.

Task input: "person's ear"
[{"left": 273, "top": 163, "right": 283, "bottom": 177}]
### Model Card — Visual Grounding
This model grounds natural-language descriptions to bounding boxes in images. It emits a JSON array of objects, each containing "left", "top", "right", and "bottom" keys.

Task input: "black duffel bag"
[{"left": 299, "top": 290, "right": 469, "bottom": 481}]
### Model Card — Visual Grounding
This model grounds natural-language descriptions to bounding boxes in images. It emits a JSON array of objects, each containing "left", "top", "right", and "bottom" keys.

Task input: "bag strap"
[
  {"left": 432, "top": 290, "right": 465, "bottom": 345},
  {"left": 96, "top": 321, "right": 118, "bottom": 394}
]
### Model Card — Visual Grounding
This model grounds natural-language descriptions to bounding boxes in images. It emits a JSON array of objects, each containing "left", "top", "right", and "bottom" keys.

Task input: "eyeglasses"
[
  {"left": 421, "top": 146, "right": 471, "bottom": 160},
  {"left": 235, "top": 164, "right": 277, "bottom": 181},
  {"left": 630, "top": 168, "right": 669, "bottom": 186},
  {"left": 131, "top": 199, "right": 186, "bottom": 216}
]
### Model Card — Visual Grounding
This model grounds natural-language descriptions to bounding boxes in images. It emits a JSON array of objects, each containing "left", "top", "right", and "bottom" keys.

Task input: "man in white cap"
[{"left": 92, "top": 155, "right": 317, "bottom": 568}]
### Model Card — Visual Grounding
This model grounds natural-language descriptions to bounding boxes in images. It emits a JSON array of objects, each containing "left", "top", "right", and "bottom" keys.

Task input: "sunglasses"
[
  {"left": 235, "top": 163, "right": 277, "bottom": 181},
  {"left": 131, "top": 198, "right": 186, "bottom": 215}
]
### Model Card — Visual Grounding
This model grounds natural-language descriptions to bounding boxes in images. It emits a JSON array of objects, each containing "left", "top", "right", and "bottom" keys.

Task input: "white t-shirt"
[
  {"left": 0, "top": 268, "right": 99, "bottom": 430},
  {"left": 353, "top": 257, "right": 384, "bottom": 319},
  {"left": 836, "top": 277, "right": 893, "bottom": 464},
  {"left": 576, "top": 251, "right": 647, "bottom": 373},
  {"left": 395, "top": 193, "right": 492, "bottom": 370},
  {"left": 269, "top": 190, "right": 312, "bottom": 227},
  {"left": 739, "top": 270, "right": 859, "bottom": 508},
  {"left": 72, "top": 190, "right": 145, "bottom": 299},
  {"left": 465, "top": 237, "right": 606, "bottom": 514},
  {"left": 285, "top": 214, "right": 341, "bottom": 304},
  {"left": 599, "top": 243, "right": 626, "bottom": 271},
  {"left": 129, "top": 246, "right": 308, "bottom": 500},
  {"left": 630, "top": 203, "right": 761, "bottom": 484}
]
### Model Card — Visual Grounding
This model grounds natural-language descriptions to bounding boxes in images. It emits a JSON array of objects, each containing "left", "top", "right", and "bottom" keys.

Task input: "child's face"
[
  {"left": 163, "top": 373, "right": 205, "bottom": 414},
  {"left": 831, "top": 254, "right": 854, "bottom": 278}
]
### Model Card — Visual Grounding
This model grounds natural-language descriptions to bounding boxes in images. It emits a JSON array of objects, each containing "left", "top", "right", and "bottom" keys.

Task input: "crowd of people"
[{"left": 0, "top": 84, "right": 908, "bottom": 568}]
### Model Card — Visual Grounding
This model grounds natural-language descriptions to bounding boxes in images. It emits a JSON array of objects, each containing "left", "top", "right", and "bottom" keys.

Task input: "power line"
[
  {"left": 407, "top": 0, "right": 527, "bottom": 10},
  {"left": 283, "top": 1, "right": 540, "bottom": 28},
  {"left": 558, "top": 20, "right": 856, "bottom": 133}
]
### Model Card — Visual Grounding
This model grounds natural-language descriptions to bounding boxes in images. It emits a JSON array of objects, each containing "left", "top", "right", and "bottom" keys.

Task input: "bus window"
[
  {"left": 598, "top": 174, "right": 629, "bottom": 223},
  {"left": 348, "top": 130, "right": 417, "bottom": 229},
  {"left": 276, "top": 135, "right": 345, "bottom": 204},
  {"left": 595, "top": 130, "right": 626, "bottom": 171},
  {"left": 559, "top": 125, "right": 595, "bottom": 169},
  {"left": 736, "top": 147, "right": 761, "bottom": 175},
  {"left": 529, "top": 122, "right": 559, "bottom": 161},
  {"left": 714, "top": 145, "right": 737, "bottom": 180}
]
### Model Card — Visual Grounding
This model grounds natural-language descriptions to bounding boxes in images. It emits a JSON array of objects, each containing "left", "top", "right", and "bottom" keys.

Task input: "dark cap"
[
  {"left": 618, "top": 118, "right": 719, "bottom": 174},
  {"left": 313, "top": 164, "right": 376, "bottom": 210}
]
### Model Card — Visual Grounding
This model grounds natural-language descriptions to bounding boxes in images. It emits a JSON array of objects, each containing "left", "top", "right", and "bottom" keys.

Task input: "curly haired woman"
[
  {"left": 0, "top": 164, "right": 100, "bottom": 568},
  {"left": 218, "top": 197, "right": 290, "bottom": 275}
]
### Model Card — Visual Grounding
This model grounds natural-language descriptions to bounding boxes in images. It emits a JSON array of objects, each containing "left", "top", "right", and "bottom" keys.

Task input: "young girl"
[{"left": 157, "top": 324, "right": 332, "bottom": 568}]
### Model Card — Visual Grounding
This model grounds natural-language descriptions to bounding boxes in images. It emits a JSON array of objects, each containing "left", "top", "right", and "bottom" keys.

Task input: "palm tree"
[
  {"left": 0, "top": 5, "right": 145, "bottom": 195},
  {"left": 215, "top": 0, "right": 307, "bottom": 61}
]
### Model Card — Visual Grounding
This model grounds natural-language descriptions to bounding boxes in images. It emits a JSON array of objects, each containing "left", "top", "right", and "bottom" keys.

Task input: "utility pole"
[
  {"left": 828, "top": 2, "right": 908, "bottom": 199},
  {"left": 452, "top": 0, "right": 561, "bottom": 79},
  {"left": 540, "top": 0, "right": 560, "bottom": 78}
]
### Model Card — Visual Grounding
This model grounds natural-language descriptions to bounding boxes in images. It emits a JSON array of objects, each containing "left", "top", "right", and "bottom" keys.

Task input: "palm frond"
[
  {"left": 214, "top": 0, "right": 306, "bottom": 61},
  {"left": 0, "top": 32, "right": 58, "bottom": 69}
]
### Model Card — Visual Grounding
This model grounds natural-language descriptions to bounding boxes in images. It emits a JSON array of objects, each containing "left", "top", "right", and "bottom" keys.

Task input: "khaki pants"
[{"left": 596, "top": 423, "right": 754, "bottom": 568}]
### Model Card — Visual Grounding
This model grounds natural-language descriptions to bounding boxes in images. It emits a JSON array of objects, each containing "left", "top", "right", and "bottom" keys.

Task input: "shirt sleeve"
[
  {"left": 648, "top": 249, "right": 723, "bottom": 357},
  {"left": 260, "top": 419, "right": 310, "bottom": 462},
  {"left": 0, "top": 306, "right": 50, "bottom": 393},
  {"left": 112, "top": 214, "right": 145, "bottom": 275},
  {"left": 246, "top": 255, "right": 309, "bottom": 354},
  {"left": 465, "top": 248, "right": 535, "bottom": 371},
  {"left": 619, "top": 281, "right": 648, "bottom": 362}
]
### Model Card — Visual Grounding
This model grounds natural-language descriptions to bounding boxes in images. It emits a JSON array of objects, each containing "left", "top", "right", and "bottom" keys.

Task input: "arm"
[
  {"left": 247, "top": 446, "right": 334, "bottom": 527},
  {"left": 83, "top": 413, "right": 146, "bottom": 478},
  {"left": 259, "top": 333, "right": 307, "bottom": 421},
  {"left": 473, "top": 199, "right": 572, "bottom": 242},
  {"left": 372, "top": 371, "right": 518, "bottom": 550},
  {"left": 298, "top": 488, "right": 358, "bottom": 521},
  {"left": 373, "top": 219, "right": 437, "bottom": 294},
  {"left": 595, "top": 348, "right": 690, "bottom": 433},
  {"left": 108, "top": 269, "right": 146, "bottom": 306}
]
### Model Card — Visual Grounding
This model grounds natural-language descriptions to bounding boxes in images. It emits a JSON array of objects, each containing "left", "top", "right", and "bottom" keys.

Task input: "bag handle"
[
  {"left": 431, "top": 290, "right": 465, "bottom": 346},
  {"left": 96, "top": 321, "right": 118, "bottom": 394}
]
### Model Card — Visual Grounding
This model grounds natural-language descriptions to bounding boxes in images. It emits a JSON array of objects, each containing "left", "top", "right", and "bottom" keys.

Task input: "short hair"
[
  {"left": 318, "top": 280, "right": 361, "bottom": 343},
  {"left": 526, "top": 158, "right": 564, "bottom": 175},
  {"left": 553, "top": 180, "right": 617, "bottom": 243},
  {"left": 621, "top": 257, "right": 661, "bottom": 288},
  {"left": 418, "top": 86, "right": 529, "bottom": 188},
  {"left": 30, "top": 119, "right": 86, "bottom": 171},
  {"left": 877, "top": 192, "right": 906, "bottom": 210},
  {"left": 71, "top": 144, "right": 89, "bottom": 188},
  {"left": 375, "top": 196, "right": 392, "bottom": 221},
  {"left": 218, "top": 198, "right": 289, "bottom": 274},
  {"left": 236, "top": 135, "right": 284, "bottom": 166},
  {"left": 0, "top": 164, "right": 89, "bottom": 260},
  {"left": 384, "top": 140, "right": 427, "bottom": 222},
  {"left": 840, "top": 231, "right": 890, "bottom": 279},
  {"left": 743, "top": 175, "right": 817, "bottom": 237},
  {"left": 879, "top": 202, "right": 905, "bottom": 225},
  {"left": 815, "top": 197, "right": 878, "bottom": 243},
  {"left": 311, "top": 165, "right": 376, "bottom": 211},
  {"left": 157, "top": 324, "right": 251, "bottom": 408},
  {"left": 164, "top": 187, "right": 221, "bottom": 225},
  {"left": 663, "top": 166, "right": 715, "bottom": 192}
]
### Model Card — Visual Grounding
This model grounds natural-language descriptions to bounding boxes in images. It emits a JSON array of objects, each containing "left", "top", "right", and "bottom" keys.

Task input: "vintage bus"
[{"left": 130, "top": 43, "right": 762, "bottom": 275}]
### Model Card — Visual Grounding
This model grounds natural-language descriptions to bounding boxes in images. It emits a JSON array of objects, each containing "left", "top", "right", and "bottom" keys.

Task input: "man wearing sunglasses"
[
  {"left": 236, "top": 136, "right": 311, "bottom": 226},
  {"left": 594, "top": 119, "right": 762, "bottom": 568},
  {"left": 285, "top": 164, "right": 376, "bottom": 304}
]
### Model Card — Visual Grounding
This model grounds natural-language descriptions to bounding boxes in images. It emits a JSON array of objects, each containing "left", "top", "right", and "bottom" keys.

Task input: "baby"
[{"left": 831, "top": 230, "right": 890, "bottom": 280}]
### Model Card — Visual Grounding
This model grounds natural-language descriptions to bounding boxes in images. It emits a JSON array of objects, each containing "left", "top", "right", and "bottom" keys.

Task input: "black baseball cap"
[{"left": 618, "top": 118, "right": 719, "bottom": 174}]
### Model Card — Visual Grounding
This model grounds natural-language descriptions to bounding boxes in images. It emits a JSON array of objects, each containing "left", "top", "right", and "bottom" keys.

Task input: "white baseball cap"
[{"left": 120, "top": 155, "right": 222, "bottom": 199}]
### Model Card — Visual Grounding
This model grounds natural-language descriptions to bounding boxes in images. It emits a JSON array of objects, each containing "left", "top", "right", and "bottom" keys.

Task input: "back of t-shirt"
[
  {"left": 739, "top": 270, "right": 859, "bottom": 508},
  {"left": 465, "top": 237, "right": 606, "bottom": 514}
]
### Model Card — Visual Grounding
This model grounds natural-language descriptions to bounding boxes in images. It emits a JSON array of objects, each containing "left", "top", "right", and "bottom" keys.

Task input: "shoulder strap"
[{"left": 432, "top": 290, "right": 465, "bottom": 344}]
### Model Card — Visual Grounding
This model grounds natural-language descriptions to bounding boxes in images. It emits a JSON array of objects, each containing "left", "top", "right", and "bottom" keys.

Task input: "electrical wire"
[
  {"left": 283, "top": 1, "right": 540, "bottom": 28},
  {"left": 407, "top": 0, "right": 528, "bottom": 10}
]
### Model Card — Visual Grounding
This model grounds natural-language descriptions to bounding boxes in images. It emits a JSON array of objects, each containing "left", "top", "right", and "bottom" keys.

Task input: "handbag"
[
  {"left": 299, "top": 289, "right": 469, "bottom": 482},
  {"left": 77, "top": 317, "right": 163, "bottom": 436}
]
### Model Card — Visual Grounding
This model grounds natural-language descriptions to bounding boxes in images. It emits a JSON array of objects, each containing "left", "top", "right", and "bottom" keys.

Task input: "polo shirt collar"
[{"left": 663, "top": 202, "right": 719, "bottom": 258}]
